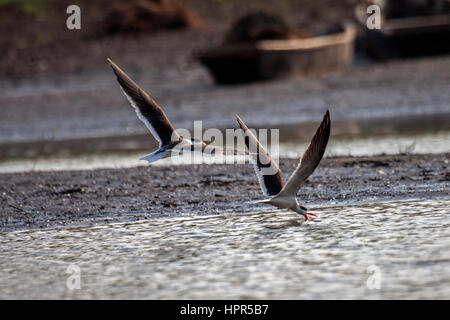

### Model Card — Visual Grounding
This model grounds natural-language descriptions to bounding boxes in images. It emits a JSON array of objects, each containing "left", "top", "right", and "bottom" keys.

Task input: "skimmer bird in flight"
[
  {"left": 108, "top": 58, "right": 245, "bottom": 163},
  {"left": 235, "top": 110, "right": 331, "bottom": 221}
]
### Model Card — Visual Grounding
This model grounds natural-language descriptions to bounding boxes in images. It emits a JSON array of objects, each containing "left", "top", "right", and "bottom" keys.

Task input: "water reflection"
[{"left": 1, "top": 198, "right": 449, "bottom": 299}]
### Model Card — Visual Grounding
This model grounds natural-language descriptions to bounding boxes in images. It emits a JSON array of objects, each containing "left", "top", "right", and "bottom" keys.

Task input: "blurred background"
[
  {"left": 2, "top": 1, "right": 450, "bottom": 301},
  {"left": 0, "top": 0, "right": 449, "bottom": 171}
]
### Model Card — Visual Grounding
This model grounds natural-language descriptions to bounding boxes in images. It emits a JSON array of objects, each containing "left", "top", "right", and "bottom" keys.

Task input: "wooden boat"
[
  {"left": 355, "top": 5, "right": 450, "bottom": 60},
  {"left": 196, "top": 24, "right": 355, "bottom": 84}
]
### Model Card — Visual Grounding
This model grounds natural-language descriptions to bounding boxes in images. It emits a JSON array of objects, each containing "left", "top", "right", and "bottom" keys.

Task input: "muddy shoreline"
[{"left": 1, "top": 153, "right": 448, "bottom": 232}]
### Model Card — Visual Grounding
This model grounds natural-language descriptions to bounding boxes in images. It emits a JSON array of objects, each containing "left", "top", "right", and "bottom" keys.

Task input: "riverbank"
[
  {"left": 2, "top": 54, "right": 450, "bottom": 158},
  {"left": 1, "top": 2, "right": 450, "bottom": 158},
  {"left": 1, "top": 153, "right": 448, "bottom": 232}
]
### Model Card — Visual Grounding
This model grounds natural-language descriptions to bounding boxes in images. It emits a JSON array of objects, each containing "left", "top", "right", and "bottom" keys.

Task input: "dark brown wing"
[
  {"left": 107, "top": 58, "right": 180, "bottom": 146},
  {"left": 235, "top": 114, "right": 284, "bottom": 196},
  {"left": 277, "top": 110, "right": 330, "bottom": 197}
]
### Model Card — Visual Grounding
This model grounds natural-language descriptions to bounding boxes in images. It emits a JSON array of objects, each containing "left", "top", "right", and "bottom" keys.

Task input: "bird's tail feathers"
[{"left": 140, "top": 149, "right": 167, "bottom": 163}]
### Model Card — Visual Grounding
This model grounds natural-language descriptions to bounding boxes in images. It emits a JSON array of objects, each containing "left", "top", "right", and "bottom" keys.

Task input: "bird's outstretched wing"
[
  {"left": 107, "top": 58, "right": 180, "bottom": 147},
  {"left": 235, "top": 114, "right": 284, "bottom": 196},
  {"left": 277, "top": 110, "right": 330, "bottom": 197}
]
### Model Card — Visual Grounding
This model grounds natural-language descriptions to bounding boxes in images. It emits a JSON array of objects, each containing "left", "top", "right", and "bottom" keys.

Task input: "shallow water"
[
  {"left": 0, "top": 131, "right": 449, "bottom": 173},
  {"left": 1, "top": 198, "right": 449, "bottom": 299},
  {"left": 280, "top": 130, "right": 450, "bottom": 158}
]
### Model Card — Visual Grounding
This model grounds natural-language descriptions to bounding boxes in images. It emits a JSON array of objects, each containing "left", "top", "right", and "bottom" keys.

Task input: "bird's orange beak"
[{"left": 305, "top": 212, "right": 318, "bottom": 221}]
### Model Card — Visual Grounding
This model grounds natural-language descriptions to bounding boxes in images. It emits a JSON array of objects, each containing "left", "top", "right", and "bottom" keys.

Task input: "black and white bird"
[
  {"left": 108, "top": 58, "right": 245, "bottom": 163},
  {"left": 235, "top": 110, "right": 331, "bottom": 221}
]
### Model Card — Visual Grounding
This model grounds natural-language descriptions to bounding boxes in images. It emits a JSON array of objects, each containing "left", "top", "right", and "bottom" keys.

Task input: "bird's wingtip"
[
  {"left": 324, "top": 109, "right": 330, "bottom": 121},
  {"left": 235, "top": 114, "right": 247, "bottom": 129},
  {"left": 106, "top": 58, "right": 120, "bottom": 72}
]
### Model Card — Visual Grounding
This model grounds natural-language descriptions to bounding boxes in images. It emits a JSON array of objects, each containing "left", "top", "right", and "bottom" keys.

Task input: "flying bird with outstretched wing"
[
  {"left": 107, "top": 58, "right": 245, "bottom": 163},
  {"left": 236, "top": 110, "right": 331, "bottom": 221}
]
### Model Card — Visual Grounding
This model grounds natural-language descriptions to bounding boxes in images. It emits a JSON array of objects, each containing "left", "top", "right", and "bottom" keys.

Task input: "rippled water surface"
[{"left": 1, "top": 198, "right": 449, "bottom": 299}]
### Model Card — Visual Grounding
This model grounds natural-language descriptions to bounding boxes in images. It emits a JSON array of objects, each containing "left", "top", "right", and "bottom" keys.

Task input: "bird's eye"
[{"left": 300, "top": 206, "right": 307, "bottom": 210}]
